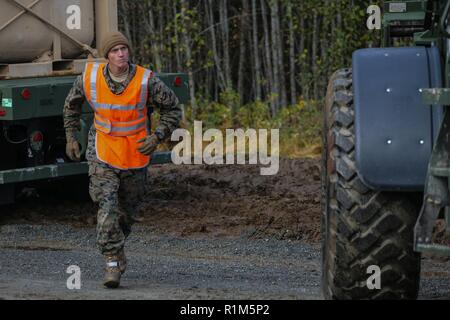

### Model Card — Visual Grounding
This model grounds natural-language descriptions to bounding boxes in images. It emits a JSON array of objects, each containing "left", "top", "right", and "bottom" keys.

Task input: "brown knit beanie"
[{"left": 101, "top": 31, "right": 131, "bottom": 59}]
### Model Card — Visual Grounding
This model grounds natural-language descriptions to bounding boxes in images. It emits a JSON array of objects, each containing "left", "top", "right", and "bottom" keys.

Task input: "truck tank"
[
  {"left": 0, "top": 0, "right": 94, "bottom": 63},
  {"left": 0, "top": 0, "right": 117, "bottom": 78}
]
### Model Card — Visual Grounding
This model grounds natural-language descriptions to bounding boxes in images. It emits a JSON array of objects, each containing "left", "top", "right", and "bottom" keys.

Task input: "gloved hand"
[
  {"left": 137, "top": 134, "right": 160, "bottom": 156},
  {"left": 66, "top": 137, "right": 81, "bottom": 162}
]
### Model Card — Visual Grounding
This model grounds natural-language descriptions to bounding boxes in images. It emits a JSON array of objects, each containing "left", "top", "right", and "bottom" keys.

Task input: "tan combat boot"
[{"left": 103, "top": 255, "right": 122, "bottom": 288}]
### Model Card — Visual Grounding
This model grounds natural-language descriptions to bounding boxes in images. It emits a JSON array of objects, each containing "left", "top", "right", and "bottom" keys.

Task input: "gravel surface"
[
  {"left": 0, "top": 224, "right": 449, "bottom": 300},
  {"left": 0, "top": 224, "right": 321, "bottom": 300}
]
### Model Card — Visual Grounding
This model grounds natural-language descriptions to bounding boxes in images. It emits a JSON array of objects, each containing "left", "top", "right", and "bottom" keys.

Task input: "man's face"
[{"left": 107, "top": 44, "right": 129, "bottom": 69}]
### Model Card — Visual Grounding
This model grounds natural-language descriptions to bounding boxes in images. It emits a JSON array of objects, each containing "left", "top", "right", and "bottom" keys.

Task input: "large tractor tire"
[{"left": 321, "top": 68, "right": 422, "bottom": 299}]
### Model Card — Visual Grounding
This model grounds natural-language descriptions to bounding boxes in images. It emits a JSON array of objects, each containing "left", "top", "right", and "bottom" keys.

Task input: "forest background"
[{"left": 118, "top": 0, "right": 382, "bottom": 157}]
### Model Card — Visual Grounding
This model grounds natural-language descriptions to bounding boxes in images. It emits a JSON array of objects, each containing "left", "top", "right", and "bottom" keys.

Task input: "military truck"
[
  {"left": 0, "top": 0, "right": 189, "bottom": 205},
  {"left": 322, "top": 0, "right": 450, "bottom": 299}
]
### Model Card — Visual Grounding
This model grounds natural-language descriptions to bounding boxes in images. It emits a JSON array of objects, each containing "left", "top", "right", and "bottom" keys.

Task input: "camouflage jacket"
[{"left": 63, "top": 63, "right": 182, "bottom": 146}]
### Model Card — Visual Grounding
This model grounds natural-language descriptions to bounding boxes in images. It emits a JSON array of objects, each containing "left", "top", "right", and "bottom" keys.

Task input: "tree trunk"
[
  {"left": 207, "top": 0, "right": 226, "bottom": 91},
  {"left": 173, "top": 3, "right": 181, "bottom": 72},
  {"left": 158, "top": 4, "right": 165, "bottom": 70},
  {"left": 270, "top": 0, "right": 281, "bottom": 112},
  {"left": 238, "top": 0, "right": 249, "bottom": 106},
  {"left": 148, "top": 5, "right": 162, "bottom": 72},
  {"left": 275, "top": 1, "right": 287, "bottom": 108},
  {"left": 220, "top": 0, "right": 232, "bottom": 89},
  {"left": 312, "top": 8, "right": 319, "bottom": 100},
  {"left": 261, "top": 0, "right": 274, "bottom": 114},
  {"left": 299, "top": 15, "right": 305, "bottom": 98},
  {"left": 120, "top": 0, "right": 133, "bottom": 49},
  {"left": 287, "top": 1, "right": 296, "bottom": 105},
  {"left": 165, "top": 2, "right": 173, "bottom": 72},
  {"left": 180, "top": 0, "right": 197, "bottom": 114},
  {"left": 251, "top": 0, "right": 262, "bottom": 101}
]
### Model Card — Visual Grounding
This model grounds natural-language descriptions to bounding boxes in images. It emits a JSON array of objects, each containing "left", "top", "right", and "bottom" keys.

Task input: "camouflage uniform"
[{"left": 63, "top": 63, "right": 181, "bottom": 256}]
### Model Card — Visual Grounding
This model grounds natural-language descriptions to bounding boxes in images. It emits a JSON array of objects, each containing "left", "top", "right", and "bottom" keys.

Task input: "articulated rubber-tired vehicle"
[
  {"left": 0, "top": 0, "right": 189, "bottom": 205},
  {"left": 322, "top": 0, "right": 450, "bottom": 299}
]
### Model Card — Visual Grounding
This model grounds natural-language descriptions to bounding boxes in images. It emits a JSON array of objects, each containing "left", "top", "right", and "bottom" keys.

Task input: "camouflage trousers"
[{"left": 88, "top": 160, "right": 147, "bottom": 256}]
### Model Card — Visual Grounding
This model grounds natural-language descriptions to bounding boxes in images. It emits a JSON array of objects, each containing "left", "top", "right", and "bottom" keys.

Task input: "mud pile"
[{"left": 141, "top": 158, "right": 322, "bottom": 241}]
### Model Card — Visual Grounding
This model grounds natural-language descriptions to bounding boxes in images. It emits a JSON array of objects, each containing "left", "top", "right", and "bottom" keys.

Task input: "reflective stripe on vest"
[{"left": 94, "top": 113, "right": 147, "bottom": 136}]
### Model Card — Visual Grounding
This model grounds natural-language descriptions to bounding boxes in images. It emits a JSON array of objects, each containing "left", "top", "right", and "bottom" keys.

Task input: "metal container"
[{"left": 0, "top": 0, "right": 95, "bottom": 63}]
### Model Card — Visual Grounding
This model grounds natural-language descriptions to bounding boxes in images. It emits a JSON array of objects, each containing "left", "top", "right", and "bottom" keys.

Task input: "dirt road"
[
  {"left": 0, "top": 224, "right": 321, "bottom": 300},
  {"left": 0, "top": 158, "right": 449, "bottom": 299}
]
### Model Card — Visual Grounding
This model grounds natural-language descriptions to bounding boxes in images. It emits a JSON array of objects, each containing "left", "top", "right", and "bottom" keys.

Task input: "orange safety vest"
[{"left": 83, "top": 62, "right": 153, "bottom": 170}]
